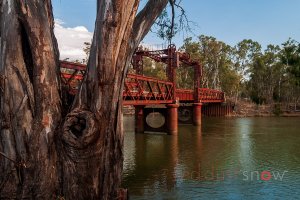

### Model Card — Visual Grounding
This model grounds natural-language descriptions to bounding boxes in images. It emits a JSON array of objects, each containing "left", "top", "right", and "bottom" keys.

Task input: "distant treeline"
[{"left": 136, "top": 35, "right": 300, "bottom": 105}]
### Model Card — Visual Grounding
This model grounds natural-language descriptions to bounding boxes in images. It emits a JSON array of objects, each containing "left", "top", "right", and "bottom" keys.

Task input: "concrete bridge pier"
[
  {"left": 193, "top": 103, "right": 202, "bottom": 126},
  {"left": 166, "top": 104, "right": 179, "bottom": 135},
  {"left": 134, "top": 105, "right": 145, "bottom": 134}
]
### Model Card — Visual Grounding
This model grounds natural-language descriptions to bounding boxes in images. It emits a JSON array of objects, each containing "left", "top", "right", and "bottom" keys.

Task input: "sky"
[{"left": 52, "top": 0, "right": 300, "bottom": 60}]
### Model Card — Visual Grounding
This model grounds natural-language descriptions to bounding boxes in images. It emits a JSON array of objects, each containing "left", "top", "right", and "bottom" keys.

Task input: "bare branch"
[
  {"left": 172, "top": 1, "right": 197, "bottom": 40},
  {"left": 169, "top": 0, "right": 175, "bottom": 44},
  {"left": 147, "top": 0, "right": 196, "bottom": 43}
]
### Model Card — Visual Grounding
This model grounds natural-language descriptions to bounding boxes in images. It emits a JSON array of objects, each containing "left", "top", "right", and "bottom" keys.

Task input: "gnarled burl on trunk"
[{"left": 0, "top": 0, "right": 168, "bottom": 199}]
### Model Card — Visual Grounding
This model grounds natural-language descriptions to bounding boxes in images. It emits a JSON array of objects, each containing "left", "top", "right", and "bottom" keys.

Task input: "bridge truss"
[{"left": 60, "top": 45, "right": 225, "bottom": 105}]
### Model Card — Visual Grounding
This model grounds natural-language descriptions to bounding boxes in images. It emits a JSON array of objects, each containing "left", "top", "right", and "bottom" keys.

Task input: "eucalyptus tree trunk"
[{"left": 0, "top": 0, "right": 168, "bottom": 199}]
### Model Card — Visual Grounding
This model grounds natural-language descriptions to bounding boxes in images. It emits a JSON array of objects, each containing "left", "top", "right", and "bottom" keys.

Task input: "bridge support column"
[
  {"left": 135, "top": 105, "right": 145, "bottom": 134},
  {"left": 193, "top": 103, "right": 202, "bottom": 126},
  {"left": 167, "top": 104, "right": 179, "bottom": 135}
]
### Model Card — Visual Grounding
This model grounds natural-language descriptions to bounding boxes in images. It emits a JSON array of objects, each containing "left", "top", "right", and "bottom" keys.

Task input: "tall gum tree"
[{"left": 0, "top": 0, "right": 168, "bottom": 199}]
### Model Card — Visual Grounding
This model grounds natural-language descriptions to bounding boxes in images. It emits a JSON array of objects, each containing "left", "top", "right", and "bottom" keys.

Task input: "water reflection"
[
  {"left": 123, "top": 138, "right": 178, "bottom": 196},
  {"left": 237, "top": 118, "right": 255, "bottom": 172},
  {"left": 123, "top": 116, "right": 300, "bottom": 199}
]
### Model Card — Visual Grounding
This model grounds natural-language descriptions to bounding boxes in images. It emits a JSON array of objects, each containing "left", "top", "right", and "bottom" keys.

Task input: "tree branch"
[
  {"left": 131, "top": 0, "right": 169, "bottom": 48},
  {"left": 174, "top": 0, "right": 195, "bottom": 36},
  {"left": 169, "top": 0, "right": 175, "bottom": 44}
]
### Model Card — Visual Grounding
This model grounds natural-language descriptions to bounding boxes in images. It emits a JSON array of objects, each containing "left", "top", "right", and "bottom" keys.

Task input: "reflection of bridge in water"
[{"left": 60, "top": 45, "right": 233, "bottom": 134}]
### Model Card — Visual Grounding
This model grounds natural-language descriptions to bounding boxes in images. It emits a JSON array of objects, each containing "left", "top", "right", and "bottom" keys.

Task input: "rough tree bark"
[{"left": 0, "top": 0, "right": 168, "bottom": 199}]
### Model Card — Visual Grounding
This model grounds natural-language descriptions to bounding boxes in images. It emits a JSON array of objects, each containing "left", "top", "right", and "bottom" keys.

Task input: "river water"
[{"left": 122, "top": 116, "right": 300, "bottom": 200}]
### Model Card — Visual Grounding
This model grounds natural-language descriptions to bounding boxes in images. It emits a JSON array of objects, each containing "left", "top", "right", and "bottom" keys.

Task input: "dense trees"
[
  {"left": 194, "top": 36, "right": 300, "bottom": 106},
  {"left": 177, "top": 36, "right": 243, "bottom": 100},
  {"left": 141, "top": 36, "right": 300, "bottom": 107}
]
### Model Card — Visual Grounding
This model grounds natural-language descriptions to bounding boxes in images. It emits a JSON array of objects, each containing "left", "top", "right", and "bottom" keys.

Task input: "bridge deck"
[{"left": 60, "top": 61, "right": 225, "bottom": 105}]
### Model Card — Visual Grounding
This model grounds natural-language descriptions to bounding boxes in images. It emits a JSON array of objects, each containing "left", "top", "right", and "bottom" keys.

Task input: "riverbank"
[{"left": 232, "top": 99, "right": 300, "bottom": 117}]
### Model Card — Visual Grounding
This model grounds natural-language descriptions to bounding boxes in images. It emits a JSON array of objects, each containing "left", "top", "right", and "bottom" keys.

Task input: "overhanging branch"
[
  {"left": 131, "top": 0, "right": 169, "bottom": 48},
  {"left": 169, "top": 0, "right": 175, "bottom": 44}
]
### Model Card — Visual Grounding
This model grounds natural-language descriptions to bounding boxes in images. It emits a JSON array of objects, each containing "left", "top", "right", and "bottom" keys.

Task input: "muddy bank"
[{"left": 232, "top": 100, "right": 300, "bottom": 117}]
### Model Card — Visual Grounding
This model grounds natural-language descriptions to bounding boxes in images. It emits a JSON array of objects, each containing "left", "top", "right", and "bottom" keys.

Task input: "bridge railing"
[
  {"left": 123, "top": 74, "right": 174, "bottom": 105},
  {"left": 60, "top": 61, "right": 86, "bottom": 95},
  {"left": 176, "top": 89, "right": 194, "bottom": 101},
  {"left": 176, "top": 88, "right": 225, "bottom": 103},
  {"left": 60, "top": 61, "right": 225, "bottom": 104},
  {"left": 198, "top": 88, "right": 225, "bottom": 102}
]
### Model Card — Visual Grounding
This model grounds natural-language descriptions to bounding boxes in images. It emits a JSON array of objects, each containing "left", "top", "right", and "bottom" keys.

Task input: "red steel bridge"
[
  {"left": 60, "top": 45, "right": 231, "bottom": 134},
  {"left": 60, "top": 45, "right": 225, "bottom": 106}
]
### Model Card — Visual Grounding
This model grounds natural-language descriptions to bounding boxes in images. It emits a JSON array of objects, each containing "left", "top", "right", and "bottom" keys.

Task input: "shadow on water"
[{"left": 122, "top": 116, "right": 300, "bottom": 200}]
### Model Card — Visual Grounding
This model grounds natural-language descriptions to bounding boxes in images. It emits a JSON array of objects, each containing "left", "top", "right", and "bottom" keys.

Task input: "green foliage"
[
  {"left": 219, "top": 63, "right": 241, "bottom": 97},
  {"left": 233, "top": 39, "right": 262, "bottom": 80},
  {"left": 83, "top": 42, "right": 91, "bottom": 64},
  {"left": 248, "top": 57, "right": 268, "bottom": 104},
  {"left": 153, "top": 0, "right": 193, "bottom": 43},
  {"left": 281, "top": 39, "right": 300, "bottom": 86},
  {"left": 131, "top": 36, "right": 300, "bottom": 106},
  {"left": 177, "top": 37, "right": 200, "bottom": 89},
  {"left": 143, "top": 58, "right": 167, "bottom": 80},
  {"left": 180, "top": 36, "right": 240, "bottom": 96},
  {"left": 273, "top": 104, "right": 283, "bottom": 116},
  {"left": 154, "top": 9, "right": 178, "bottom": 42}
]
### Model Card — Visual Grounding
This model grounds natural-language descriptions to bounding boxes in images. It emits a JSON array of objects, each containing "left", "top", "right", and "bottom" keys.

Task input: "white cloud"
[{"left": 54, "top": 19, "right": 93, "bottom": 61}]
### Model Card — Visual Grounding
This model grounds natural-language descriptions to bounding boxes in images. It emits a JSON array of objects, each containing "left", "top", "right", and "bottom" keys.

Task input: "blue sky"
[{"left": 52, "top": 0, "right": 300, "bottom": 58}]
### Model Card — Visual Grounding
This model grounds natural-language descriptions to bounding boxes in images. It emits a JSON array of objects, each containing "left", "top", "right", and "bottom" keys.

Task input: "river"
[{"left": 122, "top": 116, "right": 300, "bottom": 200}]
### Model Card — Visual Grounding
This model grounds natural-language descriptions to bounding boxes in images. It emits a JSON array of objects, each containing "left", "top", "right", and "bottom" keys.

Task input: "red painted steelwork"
[
  {"left": 123, "top": 74, "right": 174, "bottom": 105},
  {"left": 198, "top": 88, "right": 225, "bottom": 103},
  {"left": 61, "top": 73, "right": 84, "bottom": 80},
  {"left": 176, "top": 89, "right": 224, "bottom": 103},
  {"left": 132, "top": 45, "right": 203, "bottom": 102},
  {"left": 193, "top": 103, "right": 202, "bottom": 125},
  {"left": 60, "top": 43, "right": 225, "bottom": 105},
  {"left": 60, "top": 60, "right": 86, "bottom": 71},
  {"left": 176, "top": 89, "right": 194, "bottom": 101},
  {"left": 60, "top": 61, "right": 86, "bottom": 95},
  {"left": 166, "top": 104, "right": 179, "bottom": 135}
]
